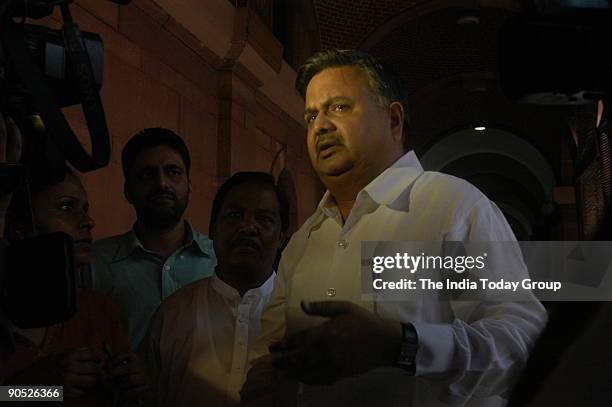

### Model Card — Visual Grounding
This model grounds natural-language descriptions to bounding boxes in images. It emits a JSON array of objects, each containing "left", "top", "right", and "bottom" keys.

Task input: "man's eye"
[
  {"left": 306, "top": 113, "right": 317, "bottom": 124},
  {"left": 332, "top": 104, "right": 348, "bottom": 112},
  {"left": 59, "top": 202, "right": 73, "bottom": 212},
  {"left": 257, "top": 215, "right": 275, "bottom": 224},
  {"left": 226, "top": 211, "right": 242, "bottom": 219},
  {"left": 141, "top": 170, "right": 155, "bottom": 179}
]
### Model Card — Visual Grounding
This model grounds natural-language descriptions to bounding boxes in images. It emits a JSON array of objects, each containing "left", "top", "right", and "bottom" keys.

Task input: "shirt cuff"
[{"left": 411, "top": 322, "right": 455, "bottom": 376}]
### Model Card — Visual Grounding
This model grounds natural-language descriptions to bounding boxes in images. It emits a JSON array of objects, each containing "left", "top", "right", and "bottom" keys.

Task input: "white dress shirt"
[
  {"left": 146, "top": 273, "right": 274, "bottom": 407},
  {"left": 249, "top": 151, "right": 547, "bottom": 407}
]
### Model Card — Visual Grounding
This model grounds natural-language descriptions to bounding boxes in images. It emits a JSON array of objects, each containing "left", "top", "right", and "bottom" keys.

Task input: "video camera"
[{"left": 0, "top": 0, "right": 129, "bottom": 330}]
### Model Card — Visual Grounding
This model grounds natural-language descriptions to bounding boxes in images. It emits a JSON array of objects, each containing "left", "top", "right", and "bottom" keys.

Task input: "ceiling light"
[
  {"left": 457, "top": 8, "right": 480, "bottom": 25},
  {"left": 474, "top": 126, "right": 486, "bottom": 131},
  {"left": 457, "top": 15, "right": 480, "bottom": 25}
]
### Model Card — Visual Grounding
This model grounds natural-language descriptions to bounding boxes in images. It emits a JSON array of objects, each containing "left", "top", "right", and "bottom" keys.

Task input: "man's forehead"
[
  {"left": 223, "top": 184, "right": 279, "bottom": 209},
  {"left": 133, "top": 145, "right": 185, "bottom": 167},
  {"left": 305, "top": 66, "right": 369, "bottom": 104}
]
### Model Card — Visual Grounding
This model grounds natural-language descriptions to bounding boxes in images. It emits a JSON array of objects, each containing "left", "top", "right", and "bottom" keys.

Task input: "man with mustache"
[
  {"left": 241, "top": 50, "right": 546, "bottom": 407},
  {"left": 86, "top": 128, "right": 216, "bottom": 350},
  {"left": 143, "top": 172, "right": 288, "bottom": 407}
]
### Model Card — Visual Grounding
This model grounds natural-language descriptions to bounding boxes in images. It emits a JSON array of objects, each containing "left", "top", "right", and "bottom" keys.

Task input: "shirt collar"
[
  {"left": 211, "top": 271, "right": 275, "bottom": 301},
  {"left": 112, "top": 221, "right": 214, "bottom": 261},
  {"left": 362, "top": 150, "right": 423, "bottom": 205},
  {"left": 316, "top": 150, "right": 424, "bottom": 218}
]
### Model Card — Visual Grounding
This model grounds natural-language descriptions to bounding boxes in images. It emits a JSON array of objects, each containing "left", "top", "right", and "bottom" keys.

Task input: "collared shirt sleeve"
[{"left": 412, "top": 197, "right": 547, "bottom": 403}]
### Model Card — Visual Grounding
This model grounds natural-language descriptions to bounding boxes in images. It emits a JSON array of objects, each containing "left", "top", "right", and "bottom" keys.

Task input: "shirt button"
[
  {"left": 337, "top": 240, "right": 348, "bottom": 249},
  {"left": 179, "top": 255, "right": 184, "bottom": 260},
  {"left": 326, "top": 288, "right": 336, "bottom": 297}
]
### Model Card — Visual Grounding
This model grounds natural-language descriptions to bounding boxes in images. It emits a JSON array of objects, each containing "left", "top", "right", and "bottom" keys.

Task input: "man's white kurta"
[
  {"left": 147, "top": 273, "right": 274, "bottom": 406},
  {"left": 249, "top": 151, "right": 547, "bottom": 407}
]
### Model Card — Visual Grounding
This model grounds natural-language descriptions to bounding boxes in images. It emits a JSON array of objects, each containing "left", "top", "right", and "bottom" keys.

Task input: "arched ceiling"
[
  {"left": 307, "top": 0, "right": 578, "bottom": 238},
  {"left": 310, "top": 0, "right": 573, "bottom": 176},
  {"left": 419, "top": 127, "right": 555, "bottom": 201},
  {"left": 366, "top": 6, "right": 507, "bottom": 93}
]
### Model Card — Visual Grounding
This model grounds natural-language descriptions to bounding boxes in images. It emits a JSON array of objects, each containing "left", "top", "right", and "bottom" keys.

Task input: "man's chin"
[
  {"left": 314, "top": 153, "right": 353, "bottom": 176},
  {"left": 231, "top": 245, "right": 261, "bottom": 255},
  {"left": 139, "top": 207, "right": 185, "bottom": 228},
  {"left": 227, "top": 259, "right": 265, "bottom": 273},
  {"left": 316, "top": 162, "right": 354, "bottom": 178}
]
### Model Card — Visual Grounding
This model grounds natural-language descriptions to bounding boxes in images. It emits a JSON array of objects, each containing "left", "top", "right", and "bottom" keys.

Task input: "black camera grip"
[{"left": 1, "top": 18, "right": 110, "bottom": 172}]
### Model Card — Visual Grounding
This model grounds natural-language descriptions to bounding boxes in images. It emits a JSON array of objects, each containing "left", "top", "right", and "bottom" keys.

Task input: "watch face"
[
  {"left": 396, "top": 342, "right": 417, "bottom": 374},
  {"left": 396, "top": 323, "right": 418, "bottom": 375}
]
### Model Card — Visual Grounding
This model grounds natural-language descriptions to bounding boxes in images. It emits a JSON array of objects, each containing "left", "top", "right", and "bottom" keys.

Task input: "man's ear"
[
  {"left": 278, "top": 231, "right": 288, "bottom": 250},
  {"left": 388, "top": 101, "right": 404, "bottom": 143},
  {"left": 209, "top": 222, "right": 216, "bottom": 240},
  {"left": 124, "top": 182, "right": 133, "bottom": 204}
]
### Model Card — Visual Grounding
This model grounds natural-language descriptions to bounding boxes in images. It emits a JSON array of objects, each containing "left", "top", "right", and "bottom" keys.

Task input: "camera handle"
[{"left": 1, "top": 5, "right": 110, "bottom": 172}]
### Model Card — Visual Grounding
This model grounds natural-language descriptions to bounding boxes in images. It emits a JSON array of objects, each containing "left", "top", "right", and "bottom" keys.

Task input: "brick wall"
[{"left": 33, "top": 0, "right": 320, "bottom": 239}]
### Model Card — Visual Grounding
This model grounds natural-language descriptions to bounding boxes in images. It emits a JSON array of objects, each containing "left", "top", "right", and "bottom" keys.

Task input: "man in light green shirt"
[{"left": 86, "top": 128, "right": 216, "bottom": 349}]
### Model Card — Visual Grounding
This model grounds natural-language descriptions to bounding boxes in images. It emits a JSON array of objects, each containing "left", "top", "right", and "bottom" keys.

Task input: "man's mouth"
[
  {"left": 230, "top": 238, "right": 261, "bottom": 252},
  {"left": 317, "top": 139, "right": 342, "bottom": 157},
  {"left": 74, "top": 237, "right": 93, "bottom": 247},
  {"left": 150, "top": 193, "right": 176, "bottom": 203}
]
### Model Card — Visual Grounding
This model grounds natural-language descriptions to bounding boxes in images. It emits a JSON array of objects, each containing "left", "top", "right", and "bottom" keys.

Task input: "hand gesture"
[
  {"left": 240, "top": 354, "right": 284, "bottom": 407},
  {"left": 269, "top": 301, "right": 402, "bottom": 385},
  {"left": 59, "top": 347, "right": 104, "bottom": 398},
  {"left": 107, "top": 351, "right": 149, "bottom": 402},
  {"left": 11, "top": 347, "right": 102, "bottom": 398}
]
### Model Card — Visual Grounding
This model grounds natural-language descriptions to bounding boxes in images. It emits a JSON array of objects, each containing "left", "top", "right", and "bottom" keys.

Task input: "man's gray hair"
[{"left": 295, "top": 49, "right": 411, "bottom": 151}]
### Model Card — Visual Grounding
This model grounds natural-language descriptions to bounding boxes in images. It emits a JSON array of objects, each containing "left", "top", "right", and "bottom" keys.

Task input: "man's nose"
[
  {"left": 155, "top": 170, "right": 170, "bottom": 188},
  {"left": 314, "top": 112, "right": 335, "bottom": 136},
  {"left": 238, "top": 214, "right": 259, "bottom": 234},
  {"left": 81, "top": 212, "right": 95, "bottom": 231}
]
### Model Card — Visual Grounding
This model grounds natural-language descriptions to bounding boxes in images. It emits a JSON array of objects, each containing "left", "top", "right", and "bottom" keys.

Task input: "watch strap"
[{"left": 395, "top": 322, "right": 418, "bottom": 375}]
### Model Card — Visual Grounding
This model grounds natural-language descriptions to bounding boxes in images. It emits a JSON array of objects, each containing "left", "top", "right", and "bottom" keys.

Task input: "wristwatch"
[{"left": 394, "top": 322, "right": 418, "bottom": 375}]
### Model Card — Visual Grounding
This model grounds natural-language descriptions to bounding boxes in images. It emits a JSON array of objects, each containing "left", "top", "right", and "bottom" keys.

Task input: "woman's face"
[{"left": 33, "top": 174, "right": 95, "bottom": 268}]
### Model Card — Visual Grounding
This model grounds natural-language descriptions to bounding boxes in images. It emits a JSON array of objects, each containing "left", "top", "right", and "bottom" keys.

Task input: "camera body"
[
  {"left": 3, "top": 23, "right": 104, "bottom": 117},
  {"left": 1, "top": 0, "right": 111, "bottom": 182},
  {"left": 0, "top": 0, "right": 126, "bottom": 330}
]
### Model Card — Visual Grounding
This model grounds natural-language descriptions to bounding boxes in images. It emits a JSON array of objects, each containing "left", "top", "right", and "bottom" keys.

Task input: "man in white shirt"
[
  {"left": 144, "top": 172, "right": 288, "bottom": 406},
  {"left": 241, "top": 50, "right": 547, "bottom": 407}
]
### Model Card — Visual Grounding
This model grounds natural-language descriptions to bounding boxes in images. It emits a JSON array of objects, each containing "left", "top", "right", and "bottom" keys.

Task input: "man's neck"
[
  {"left": 134, "top": 219, "right": 187, "bottom": 258},
  {"left": 216, "top": 265, "right": 273, "bottom": 297},
  {"left": 322, "top": 172, "right": 368, "bottom": 221},
  {"left": 323, "top": 151, "right": 404, "bottom": 222}
]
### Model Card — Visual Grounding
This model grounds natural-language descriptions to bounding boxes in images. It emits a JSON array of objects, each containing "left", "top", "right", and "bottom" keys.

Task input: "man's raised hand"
[{"left": 269, "top": 300, "right": 402, "bottom": 385}]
